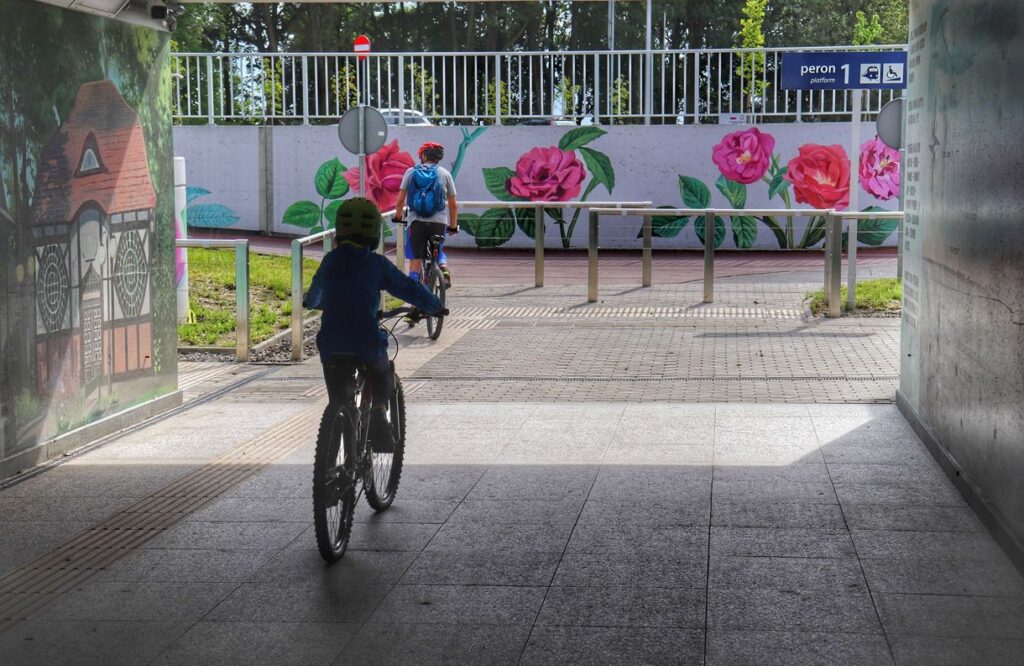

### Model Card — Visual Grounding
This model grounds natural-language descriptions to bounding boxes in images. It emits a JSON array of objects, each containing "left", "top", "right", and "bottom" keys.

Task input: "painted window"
[{"left": 76, "top": 134, "right": 104, "bottom": 176}]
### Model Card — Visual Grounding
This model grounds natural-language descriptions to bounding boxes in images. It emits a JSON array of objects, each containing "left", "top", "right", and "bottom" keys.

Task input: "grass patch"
[
  {"left": 807, "top": 277, "right": 902, "bottom": 316},
  {"left": 178, "top": 249, "right": 320, "bottom": 347}
]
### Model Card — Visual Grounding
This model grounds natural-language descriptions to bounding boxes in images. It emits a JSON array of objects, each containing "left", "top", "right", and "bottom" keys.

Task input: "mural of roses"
[
  {"left": 785, "top": 144, "right": 850, "bottom": 211},
  {"left": 859, "top": 136, "right": 900, "bottom": 201},
  {"left": 466, "top": 127, "right": 615, "bottom": 248},
  {"left": 712, "top": 128, "right": 775, "bottom": 185},
  {"left": 507, "top": 147, "right": 587, "bottom": 201},
  {"left": 343, "top": 140, "right": 414, "bottom": 212}
]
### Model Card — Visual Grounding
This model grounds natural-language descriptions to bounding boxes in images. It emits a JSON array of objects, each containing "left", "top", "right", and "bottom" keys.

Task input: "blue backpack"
[{"left": 408, "top": 164, "right": 446, "bottom": 217}]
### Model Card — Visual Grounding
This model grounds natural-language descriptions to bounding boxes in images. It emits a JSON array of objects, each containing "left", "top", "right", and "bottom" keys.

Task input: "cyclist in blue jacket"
[{"left": 304, "top": 197, "right": 442, "bottom": 451}]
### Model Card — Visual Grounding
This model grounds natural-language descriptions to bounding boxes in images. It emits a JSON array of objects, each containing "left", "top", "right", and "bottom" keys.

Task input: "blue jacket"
[{"left": 305, "top": 244, "right": 442, "bottom": 362}]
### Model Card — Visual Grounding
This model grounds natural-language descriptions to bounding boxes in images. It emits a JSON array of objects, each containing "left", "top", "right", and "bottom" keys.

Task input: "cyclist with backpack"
[
  {"left": 304, "top": 197, "right": 442, "bottom": 453},
  {"left": 393, "top": 142, "right": 458, "bottom": 288}
]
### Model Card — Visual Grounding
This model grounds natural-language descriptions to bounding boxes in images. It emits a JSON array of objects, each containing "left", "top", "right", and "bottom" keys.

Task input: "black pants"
[
  {"left": 322, "top": 356, "right": 392, "bottom": 408},
  {"left": 407, "top": 220, "right": 447, "bottom": 260}
]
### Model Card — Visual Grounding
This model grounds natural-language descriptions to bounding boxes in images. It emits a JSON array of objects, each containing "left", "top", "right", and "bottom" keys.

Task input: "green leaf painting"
[
  {"left": 857, "top": 206, "right": 900, "bottom": 245},
  {"left": 482, "top": 167, "right": 524, "bottom": 201},
  {"left": 730, "top": 215, "right": 758, "bottom": 249},
  {"left": 695, "top": 215, "right": 727, "bottom": 249},
  {"left": 514, "top": 207, "right": 537, "bottom": 239},
  {"left": 283, "top": 200, "right": 323, "bottom": 228},
  {"left": 185, "top": 186, "right": 211, "bottom": 205},
  {"left": 558, "top": 126, "right": 606, "bottom": 151},
  {"left": 578, "top": 147, "right": 615, "bottom": 194},
  {"left": 460, "top": 208, "right": 516, "bottom": 248},
  {"left": 761, "top": 215, "right": 789, "bottom": 249},
  {"left": 314, "top": 158, "right": 348, "bottom": 199},
  {"left": 716, "top": 175, "right": 747, "bottom": 209},
  {"left": 679, "top": 176, "right": 711, "bottom": 209},
  {"left": 324, "top": 200, "right": 343, "bottom": 229},
  {"left": 187, "top": 204, "right": 239, "bottom": 228},
  {"left": 640, "top": 206, "right": 690, "bottom": 239}
]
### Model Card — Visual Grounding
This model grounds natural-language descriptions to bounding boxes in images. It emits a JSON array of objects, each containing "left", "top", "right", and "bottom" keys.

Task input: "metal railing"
[
  {"left": 175, "top": 238, "right": 251, "bottom": 361},
  {"left": 172, "top": 45, "right": 906, "bottom": 125},
  {"left": 590, "top": 207, "right": 904, "bottom": 315}
]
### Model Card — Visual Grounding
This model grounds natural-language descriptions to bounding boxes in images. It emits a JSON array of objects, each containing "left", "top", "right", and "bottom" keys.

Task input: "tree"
[
  {"left": 737, "top": 0, "right": 769, "bottom": 113},
  {"left": 853, "top": 10, "right": 884, "bottom": 45}
]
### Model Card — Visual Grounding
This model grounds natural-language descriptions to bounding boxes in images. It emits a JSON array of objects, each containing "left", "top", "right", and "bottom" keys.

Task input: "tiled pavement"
[{"left": 1, "top": 264, "right": 1022, "bottom": 664}]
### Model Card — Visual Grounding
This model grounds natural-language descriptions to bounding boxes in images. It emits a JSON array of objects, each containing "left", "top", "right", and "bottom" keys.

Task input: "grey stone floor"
[
  {"left": 2, "top": 394, "right": 1023, "bottom": 664},
  {"left": 1, "top": 266, "right": 1022, "bottom": 664}
]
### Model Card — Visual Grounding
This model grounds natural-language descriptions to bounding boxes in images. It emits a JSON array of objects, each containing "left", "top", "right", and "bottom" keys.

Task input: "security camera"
[{"left": 148, "top": 2, "right": 167, "bottom": 20}]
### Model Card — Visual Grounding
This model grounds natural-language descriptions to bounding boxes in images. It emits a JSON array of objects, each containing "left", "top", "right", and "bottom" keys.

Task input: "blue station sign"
[{"left": 782, "top": 51, "right": 908, "bottom": 90}]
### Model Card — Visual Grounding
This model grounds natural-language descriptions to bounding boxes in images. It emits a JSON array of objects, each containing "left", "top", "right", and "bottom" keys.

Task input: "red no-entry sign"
[{"left": 354, "top": 35, "right": 371, "bottom": 61}]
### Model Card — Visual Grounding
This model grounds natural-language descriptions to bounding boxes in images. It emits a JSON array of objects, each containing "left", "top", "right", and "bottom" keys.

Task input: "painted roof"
[{"left": 32, "top": 80, "right": 156, "bottom": 226}]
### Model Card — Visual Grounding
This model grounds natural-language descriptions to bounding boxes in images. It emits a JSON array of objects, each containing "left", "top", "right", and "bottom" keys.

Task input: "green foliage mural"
[{"left": 0, "top": 0, "right": 175, "bottom": 461}]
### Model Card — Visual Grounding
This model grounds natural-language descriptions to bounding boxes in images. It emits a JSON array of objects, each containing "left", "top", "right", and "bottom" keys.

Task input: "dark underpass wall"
[
  {"left": 900, "top": 0, "right": 1024, "bottom": 558},
  {"left": 0, "top": 0, "right": 178, "bottom": 477}
]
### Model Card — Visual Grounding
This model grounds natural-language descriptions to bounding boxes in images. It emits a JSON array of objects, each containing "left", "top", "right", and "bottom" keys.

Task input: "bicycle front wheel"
[
  {"left": 365, "top": 375, "right": 406, "bottom": 511},
  {"left": 426, "top": 267, "right": 446, "bottom": 340},
  {"left": 312, "top": 405, "right": 357, "bottom": 563}
]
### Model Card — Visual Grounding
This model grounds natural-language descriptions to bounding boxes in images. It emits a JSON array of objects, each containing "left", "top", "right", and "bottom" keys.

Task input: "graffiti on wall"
[{"left": 0, "top": 0, "right": 175, "bottom": 461}]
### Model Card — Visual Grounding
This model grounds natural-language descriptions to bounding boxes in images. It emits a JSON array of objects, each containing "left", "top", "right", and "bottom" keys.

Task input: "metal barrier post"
[
  {"left": 588, "top": 210, "right": 599, "bottom": 302},
  {"left": 827, "top": 214, "right": 843, "bottom": 318},
  {"left": 847, "top": 215, "right": 857, "bottom": 311},
  {"left": 534, "top": 204, "right": 544, "bottom": 288},
  {"left": 641, "top": 212, "right": 652, "bottom": 287},
  {"left": 235, "top": 240, "right": 250, "bottom": 361},
  {"left": 398, "top": 55, "right": 406, "bottom": 126},
  {"left": 205, "top": 55, "right": 215, "bottom": 124},
  {"left": 301, "top": 56, "right": 310, "bottom": 125},
  {"left": 494, "top": 54, "right": 502, "bottom": 125},
  {"left": 291, "top": 239, "right": 304, "bottom": 361},
  {"left": 395, "top": 221, "right": 405, "bottom": 272},
  {"left": 703, "top": 208, "right": 714, "bottom": 303},
  {"left": 593, "top": 53, "right": 601, "bottom": 125}
]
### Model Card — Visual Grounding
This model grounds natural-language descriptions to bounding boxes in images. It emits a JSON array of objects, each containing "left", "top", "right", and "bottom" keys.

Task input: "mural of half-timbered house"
[{"left": 29, "top": 80, "right": 157, "bottom": 398}]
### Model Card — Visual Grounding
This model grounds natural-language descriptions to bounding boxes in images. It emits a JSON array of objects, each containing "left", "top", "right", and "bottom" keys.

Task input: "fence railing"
[
  {"left": 172, "top": 45, "right": 906, "bottom": 126},
  {"left": 176, "top": 238, "right": 250, "bottom": 361},
  {"left": 590, "top": 207, "right": 904, "bottom": 315}
]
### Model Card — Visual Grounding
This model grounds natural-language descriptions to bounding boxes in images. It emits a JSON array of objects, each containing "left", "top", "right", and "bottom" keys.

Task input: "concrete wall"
[
  {"left": 900, "top": 0, "right": 1024, "bottom": 556},
  {"left": 0, "top": 0, "right": 178, "bottom": 474},
  {"left": 173, "top": 121, "right": 901, "bottom": 250}
]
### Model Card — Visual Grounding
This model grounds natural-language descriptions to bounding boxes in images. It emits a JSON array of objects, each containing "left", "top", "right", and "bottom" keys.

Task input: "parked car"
[
  {"left": 507, "top": 116, "right": 579, "bottom": 126},
  {"left": 378, "top": 108, "right": 433, "bottom": 126}
]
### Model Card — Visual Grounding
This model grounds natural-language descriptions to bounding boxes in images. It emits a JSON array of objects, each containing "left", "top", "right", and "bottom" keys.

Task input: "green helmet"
[{"left": 334, "top": 197, "right": 382, "bottom": 247}]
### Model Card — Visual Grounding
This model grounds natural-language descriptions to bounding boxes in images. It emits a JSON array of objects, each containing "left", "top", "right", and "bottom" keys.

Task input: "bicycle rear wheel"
[
  {"left": 365, "top": 375, "right": 406, "bottom": 510},
  {"left": 426, "top": 267, "right": 446, "bottom": 340},
  {"left": 312, "top": 405, "right": 357, "bottom": 563}
]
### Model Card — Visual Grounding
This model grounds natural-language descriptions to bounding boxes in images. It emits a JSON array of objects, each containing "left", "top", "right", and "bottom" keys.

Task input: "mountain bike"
[
  {"left": 399, "top": 220, "right": 455, "bottom": 341},
  {"left": 312, "top": 306, "right": 422, "bottom": 563}
]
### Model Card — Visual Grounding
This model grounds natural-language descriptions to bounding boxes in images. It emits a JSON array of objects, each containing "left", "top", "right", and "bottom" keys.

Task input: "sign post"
[
  {"left": 353, "top": 36, "right": 372, "bottom": 197},
  {"left": 782, "top": 50, "right": 907, "bottom": 311}
]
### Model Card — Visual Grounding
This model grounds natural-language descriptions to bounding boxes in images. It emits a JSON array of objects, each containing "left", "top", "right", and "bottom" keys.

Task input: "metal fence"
[{"left": 172, "top": 45, "right": 906, "bottom": 126}]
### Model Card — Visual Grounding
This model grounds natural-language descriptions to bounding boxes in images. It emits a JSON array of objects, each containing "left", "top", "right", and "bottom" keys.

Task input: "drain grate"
[{"left": 0, "top": 403, "right": 322, "bottom": 632}]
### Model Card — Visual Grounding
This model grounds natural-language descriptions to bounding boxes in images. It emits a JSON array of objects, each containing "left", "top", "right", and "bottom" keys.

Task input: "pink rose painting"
[
  {"left": 784, "top": 144, "right": 851, "bottom": 211},
  {"left": 507, "top": 146, "right": 587, "bottom": 202},
  {"left": 858, "top": 136, "right": 900, "bottom": 201},
  {"left": 712, "top": 128, "right": 776, "bottom": 184},
  {"left": 344, "top": 140, "right": 415, "bottom": 212},
  {"left": 471, "top": 127, "right": 614, "bottom": 248}
]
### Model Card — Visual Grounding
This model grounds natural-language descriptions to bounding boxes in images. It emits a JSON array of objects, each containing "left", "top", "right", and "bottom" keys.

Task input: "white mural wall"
[{"left": 173, "top": 122, "right": 901, "bottom": 250}]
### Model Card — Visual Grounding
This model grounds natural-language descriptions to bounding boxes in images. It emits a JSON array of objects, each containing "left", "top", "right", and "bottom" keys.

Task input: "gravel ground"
[{"left": 178, "top": 318, "right": 321, "bottom": 364}]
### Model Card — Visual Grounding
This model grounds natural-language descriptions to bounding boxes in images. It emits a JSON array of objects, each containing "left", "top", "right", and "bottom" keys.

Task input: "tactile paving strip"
[
  {"left": 453, "top": 305, "right": 805, "bottom": 320},
  {"left": 0, "top": 402, "right": 322, "bottom": 632}
]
